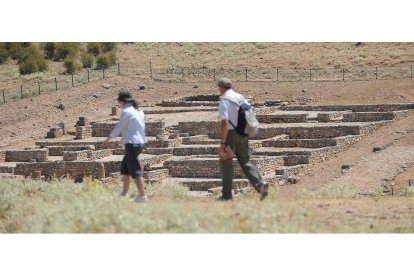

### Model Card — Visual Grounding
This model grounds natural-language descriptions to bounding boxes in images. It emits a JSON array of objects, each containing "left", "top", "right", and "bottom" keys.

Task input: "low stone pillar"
[
  {"left": 111, "top": 106, "right": 118, "bottom": 116},
  {"left": 32, "top": 171, "right": 41, "bottom": 180},
  {"left": 97, "top": 162, "right": 105, "bottom": 179},
  {"left": 78, "top": 117, "right": 89, "bottom": 126}
]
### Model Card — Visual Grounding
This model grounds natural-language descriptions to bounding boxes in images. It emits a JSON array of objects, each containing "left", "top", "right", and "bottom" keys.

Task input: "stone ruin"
[{"left": 1, "top": 93, "right": 414, "bottom": 195}]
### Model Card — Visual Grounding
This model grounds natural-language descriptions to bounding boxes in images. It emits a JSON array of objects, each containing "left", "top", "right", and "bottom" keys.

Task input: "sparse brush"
[
  {"left": 43, "top": 42, "right": 57, "bottom": 60},
  {"left": 101, "top": 42, "right": 117, "bottom": 52},
  {"left": 81, "top": 53, "right": 94, "bottom": 68},
  {"left": 54, "top": 42, "right": 80, "bottom": 61},
  {"left": 95, "top": 53, "right": 111, "bottom": 69},
  {"left": 87, "top": 42, "right": 101, "bottom": 56},
  {"left": 63, "top": 56, "right": 80, "bottom": 74}
]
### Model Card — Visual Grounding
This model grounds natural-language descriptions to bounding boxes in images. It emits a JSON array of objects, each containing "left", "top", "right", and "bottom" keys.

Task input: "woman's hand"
[{"left": 101, "top": 137, "right": 110, "bottom": 148}]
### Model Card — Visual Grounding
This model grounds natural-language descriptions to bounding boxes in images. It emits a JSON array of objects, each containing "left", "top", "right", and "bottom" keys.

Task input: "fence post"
[
  {"left": 87, "top": 69, "right": 90, "bottom": 82},
  {"left": 102, "top": 68, "right": 105, "bottom": 79},
  {"left": 71, "top": 73, "right": 74, "bottom": 87},
  {"left": 342, "top": 68, "right": 345, "bottom": 81},
  {"left": 55, "top": 77, "right": 58, "bottom": 91},
  {"left": 213, "top": 69, "right": 216, "bottom": 81},
  {"left": 20, "top": 85, "right": 23, "bottom": 98},
  {"left": 38, "top": 81, "right": 41, "bottom": 94},
  {"left": 411, "top": 66, "right": 413, "bottom": 78},
  {"left": 245, "top": 67, "right": 248, "bottom": 82},
  {"left": 181, "top": 67, "right": 184, "bottom": 82},
  {"left": 2, "top": 90, "right": 5, "bottom": 103},
  {"left": 276, "top": 68, "right": 279, "bottom": 82},
  {"left": 375, "top": 67, "right": 378, "bottom": 80},
  {"left": 150, "top": 62, "right": 153, "bottom": 80},
  {"left": 309, "top": 68, "right": 312, "bottom": 81}
]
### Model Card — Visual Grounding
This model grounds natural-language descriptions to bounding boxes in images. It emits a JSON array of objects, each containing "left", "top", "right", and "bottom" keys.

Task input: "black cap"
[{"left": 116, "top": 88, "right": 133, "bottom": 102}]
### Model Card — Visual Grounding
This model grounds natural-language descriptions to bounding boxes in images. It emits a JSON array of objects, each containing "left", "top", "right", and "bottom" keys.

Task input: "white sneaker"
[{"left": 134, "top": 195, "right": 148, "bottom": 203}]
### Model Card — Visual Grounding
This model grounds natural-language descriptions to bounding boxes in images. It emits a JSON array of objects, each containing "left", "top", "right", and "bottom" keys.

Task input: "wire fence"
[{"left": 1, "top": 63, "right": 413, "bottom": 105}]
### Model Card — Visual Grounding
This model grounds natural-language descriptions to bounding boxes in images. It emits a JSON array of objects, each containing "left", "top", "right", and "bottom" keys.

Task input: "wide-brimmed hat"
[
  {"left": 116, "top": 88, "right": 133, "bottom": 102},
  {"left": 217, "top": 78, "right": 232, "bottom": 89}
]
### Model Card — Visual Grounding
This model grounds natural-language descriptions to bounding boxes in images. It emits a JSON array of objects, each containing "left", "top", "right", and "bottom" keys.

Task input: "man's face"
[{"left": 218, "top": 86, "right": 226, "bottom": 94}]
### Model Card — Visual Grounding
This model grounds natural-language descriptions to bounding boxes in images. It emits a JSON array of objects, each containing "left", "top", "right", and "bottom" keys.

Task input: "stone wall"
[
  {"left": 263, "top": 138, "right": 338, "bottom": 148},
  {"left": 92, "top": 121, "right": 166, "bottom": 137},
  {"left": 0, "top": 151, "right": 6, "bottom": 162},
  {"left": 342, "top": 112, "right": 395, "bottom": 122},
  {"left": 48, "top": 145, "right": 95, "bottom": 156},
  {"left": 282, "top": 103, "right": 414, "bottom": 112},
  {"left": 256, "top": 125, "right": 362, "bottom": 139},
  {"left": 76, "top": 126, "right": 92, "bottom": 140},
  {"left": 164, "top": 157, "right": 283, "bottom": 178},
  {"left": 178, "top": 121, "right": 220, "bottom": 137},
  {"left": 87, "top": 149, "right": 113, "bottom": 160},
  {"left": 14, "top": 161, "right": 105, "bottom": 179},
  {"left": 5, "top": 149, "right": 48, "bottom": 162},
  {"left": 63, "top": 151, "right": 89, "bottom": 161},
  {"left": 256, "top": 114, "right": 308, "bottom": 123}
]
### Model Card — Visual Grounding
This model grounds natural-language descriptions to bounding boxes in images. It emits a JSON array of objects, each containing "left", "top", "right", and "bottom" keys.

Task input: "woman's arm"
[{"left": 101, "top": 111, "right": 129, "bottom": 147}]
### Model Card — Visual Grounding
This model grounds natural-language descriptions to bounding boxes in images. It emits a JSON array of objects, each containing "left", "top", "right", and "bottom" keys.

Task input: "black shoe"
[
  {"left": 216, "top": 196, "right": 233, "bottom": 201},
  {"left": 259, "top": 183, "right": 269, "bottom": 201}
]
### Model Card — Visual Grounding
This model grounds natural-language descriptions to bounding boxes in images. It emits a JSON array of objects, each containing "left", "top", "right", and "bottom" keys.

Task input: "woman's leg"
[{"left": 122, "top": 175, "right": 131, "bottom": 195}]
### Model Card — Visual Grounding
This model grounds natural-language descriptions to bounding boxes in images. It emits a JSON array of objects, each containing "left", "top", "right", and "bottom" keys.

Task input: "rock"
[
  {"left": 193, "top": 85, "right": 199, "bottom": 89},
  {"left": 102, "top": 83, "right": 111, "bottom": 89},
  {"left": 301, "top": 89, "right": 307, "bottom": 92},
  {"left": 373, "top": 147, "right": 382, "bottom": 152},
  {"left": 341, "top": 164, "right": 350, "bottom": 170},
  {"left": 287, "top": 175, "right": 300, "bottom": 184},
  {"left": 93, "top": 94, "right": 99, "bottom": 98},
  {"left": 139, "top": 85, "right": 146, "bottom": 90},
  {"left": 57, "top": 103, "right": 65, "bottom": 110}
]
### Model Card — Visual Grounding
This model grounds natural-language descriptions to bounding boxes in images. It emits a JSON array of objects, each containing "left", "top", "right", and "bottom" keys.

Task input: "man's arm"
[{"left": 220, "top": 119, "right": 229, "bottom": 152}]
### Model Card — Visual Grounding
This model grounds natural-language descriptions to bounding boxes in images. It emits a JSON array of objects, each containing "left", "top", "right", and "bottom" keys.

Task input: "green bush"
[
  {"left": 0, "top": 47, "right": 9, "bottom": 64},
  {"left": 43, "top": 42, "right": 57, "bottom": 59},
  {"left": 17, "top": 46, "right": 48, "bottom": 75},
  {"left": 101, "top": 42, "right": 117, "bottom": 52},
  {"left": 54, "top": 42, "right": 80, "bottom": 61},
  {"left": 95, "top": 53, "right": 111, "bottom": 69},
  {"left": 87, "top": 42, "right": 101, "bottom": 56},
  {"left": 108, "top": 52, "right": 117, "bottom": 65},
  {"left": 81, "top": 53, "right": 94, "bottom": 68},
  {"left": 63, "top": 56, "right": 80, "bottom": 74}
]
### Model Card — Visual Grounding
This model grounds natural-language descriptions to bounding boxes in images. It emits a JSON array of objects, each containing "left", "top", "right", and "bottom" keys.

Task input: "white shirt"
[
  {"left": 219, "top": 89, "right": 248, "bottom": 130},
  {"left": 109, "top": 103, "right": 146, "bottom": 145}
]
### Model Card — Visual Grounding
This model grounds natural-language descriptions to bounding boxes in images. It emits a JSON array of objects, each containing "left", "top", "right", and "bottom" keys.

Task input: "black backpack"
[{"left": 228, "top": 103, "right": 252, "bottom": 137}]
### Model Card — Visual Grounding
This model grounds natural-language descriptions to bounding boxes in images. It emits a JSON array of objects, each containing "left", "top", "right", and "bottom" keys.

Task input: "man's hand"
[{"left": 101, "top": 137, "right": 110, "bottom": 148}]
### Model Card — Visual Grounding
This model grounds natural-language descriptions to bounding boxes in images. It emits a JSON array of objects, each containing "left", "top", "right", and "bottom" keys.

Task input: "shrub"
[
  {"left": 0, "top": 47, "right": 9, "bottom": 64},
  {"left": 17, "top": 46, "right": 48, "bottom": 75},
  {"left": 101, "top": 42, "right": 117, "bottom": 52},
  {"left": 87, "top": 42, "right": 101, "bottom": 56},
  {"left": 54, "top": 42, "right": 80, "bottom": 61},
  {"left": 81, "top": 53, "right": 94, "bottom": 68},
  {"left": 63, "top": 56, "right": 80, "bottom": 74},
  {"left": 108, "top": 52, "right": 117, "bottom": 65},
  {"left": 95, "top": 53, "right": 111, "bottom": 69},
  {"left": 43, "top": 42, "right": 57, "bottom": 59}
]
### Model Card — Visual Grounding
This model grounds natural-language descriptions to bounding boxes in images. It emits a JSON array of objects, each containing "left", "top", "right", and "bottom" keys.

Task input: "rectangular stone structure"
[{"left": 5, "top": 149, "right": 48, "bottom": 162}]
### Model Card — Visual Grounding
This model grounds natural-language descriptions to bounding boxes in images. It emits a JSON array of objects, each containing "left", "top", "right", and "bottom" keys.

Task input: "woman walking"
[{"left": 102, "top": 89, "right": 148, "bottom": 203}]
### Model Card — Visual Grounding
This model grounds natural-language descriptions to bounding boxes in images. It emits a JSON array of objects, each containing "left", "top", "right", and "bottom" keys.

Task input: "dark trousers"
[
  {"left": 120, "top": 143, "right": 144, "bottom": 179},
  {"left": 221, "top": 130, "right": 264, "bottom": 199}
]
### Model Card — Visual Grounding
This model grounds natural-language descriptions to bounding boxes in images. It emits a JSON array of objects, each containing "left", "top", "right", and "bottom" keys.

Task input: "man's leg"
[
  {"left": 235, "top": 134, "right": 264, "bottom": 192},
  {"left": 221, "top": 131, "right": 236, "bottom": 199}
]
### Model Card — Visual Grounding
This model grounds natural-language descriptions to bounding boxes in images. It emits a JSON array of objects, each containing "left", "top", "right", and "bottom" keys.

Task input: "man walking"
[{"left": 217, "top": 78, "right": 268, "bottom": 201}]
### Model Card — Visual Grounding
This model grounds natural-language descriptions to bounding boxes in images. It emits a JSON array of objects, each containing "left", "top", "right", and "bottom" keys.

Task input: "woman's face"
[{"left": 118, "top": 101, "right": 126, "bottom": 108}]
